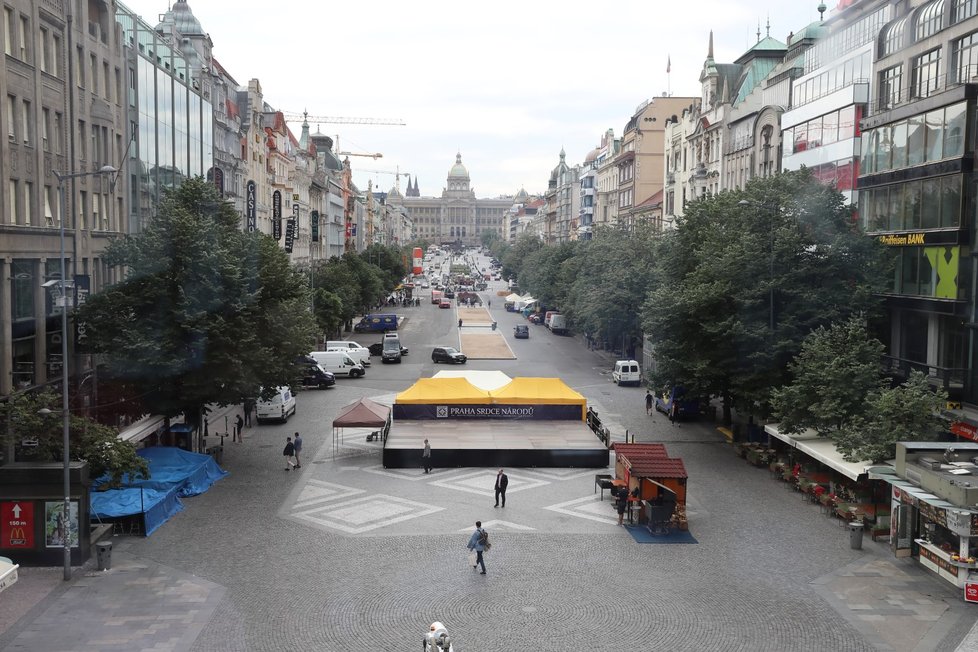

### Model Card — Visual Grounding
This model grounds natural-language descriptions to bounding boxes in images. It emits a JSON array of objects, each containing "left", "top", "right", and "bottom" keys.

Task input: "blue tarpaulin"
[{"left": 90, "top": 447, "right": 227, "bottom": 536}]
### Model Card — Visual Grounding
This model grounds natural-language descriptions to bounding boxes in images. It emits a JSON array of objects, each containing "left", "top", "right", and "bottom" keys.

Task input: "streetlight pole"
[{"left": 51, "top": 165, "right": 115, "bottom": 581}]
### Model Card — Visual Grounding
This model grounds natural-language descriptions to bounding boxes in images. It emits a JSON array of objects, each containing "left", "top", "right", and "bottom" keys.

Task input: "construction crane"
[
  {"left": 282, "top": 111, "right": 406, "bottom": 127},
  {"left": 338, "top": 151, "right": 383, "bottom": 160},
  {"left": 361, "top": 167, "right": 411, "bottom": 192}
]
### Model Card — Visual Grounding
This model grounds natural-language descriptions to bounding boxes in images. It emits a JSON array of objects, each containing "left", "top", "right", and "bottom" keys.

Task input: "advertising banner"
[
  {"left": 284, "top": 218, "right": 296, "bottom": 254},
  {"left": 43, "top": 501, "right": 78, "bottom": 549},
  {"left": 0, "top": 501, "right": 33, "bottom": 549},
  {"left": 246, "top": 180, "right": 257, "bottom": 233},
  {"left": 391, "top": 403, "right": 583, "bottom": 420},
  {"left": 73, "top": 274, "right": 91, "bottom": 353},
  {"left": 272, "top": 190, "right": 282, "bottom": 240},
  {"left": 311, "top": 210, "right": 319, "bottom": 242}
]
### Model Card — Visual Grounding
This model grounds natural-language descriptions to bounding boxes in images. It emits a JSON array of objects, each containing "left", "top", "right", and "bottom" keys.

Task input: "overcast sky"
[{"left": 121, "top": 0, "right": 831, "bottom": 199}]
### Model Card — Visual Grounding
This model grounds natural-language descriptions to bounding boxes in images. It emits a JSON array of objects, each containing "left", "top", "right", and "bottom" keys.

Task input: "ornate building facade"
[{"left": 399, "top": 153, "right": 511, "bottom": 246}]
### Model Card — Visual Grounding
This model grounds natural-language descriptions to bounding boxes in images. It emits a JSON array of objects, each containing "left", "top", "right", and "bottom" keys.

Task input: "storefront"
[{"left": 872, "top": 443, "right": 978, "bottom": 597}]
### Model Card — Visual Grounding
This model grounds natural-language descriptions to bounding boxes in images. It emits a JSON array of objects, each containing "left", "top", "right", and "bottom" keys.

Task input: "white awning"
[
  {"left": 764, "top": 424, "right": 874, "bottom": 481},
  {"left": 0, "top": 557, "right": 18, "bottom": 594}
]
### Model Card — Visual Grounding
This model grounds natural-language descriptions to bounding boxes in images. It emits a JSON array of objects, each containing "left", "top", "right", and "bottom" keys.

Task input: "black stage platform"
[{"left": 382, "top": 420, "right": 608, "bottom": 468}]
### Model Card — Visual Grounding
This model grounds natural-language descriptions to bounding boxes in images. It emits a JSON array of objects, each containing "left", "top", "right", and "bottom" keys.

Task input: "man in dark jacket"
[
  {"left": 283, "top": 437, "right": 296, "bottom": 471},
  {"left": 494, "top": 469, "right": 509, "bottom": 508}
]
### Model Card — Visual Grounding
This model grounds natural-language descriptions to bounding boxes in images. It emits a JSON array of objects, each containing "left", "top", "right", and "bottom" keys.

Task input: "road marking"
[
  {"left": 543, "top": 495, "right": 620, "bottom": 525},
  {"left": 455, "top": 520, "right": 535, "bottom": 533}
]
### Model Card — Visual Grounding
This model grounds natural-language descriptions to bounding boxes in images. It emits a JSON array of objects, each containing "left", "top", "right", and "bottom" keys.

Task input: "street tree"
[
  {"left": 835, "top": 371, "right": 947, "bottom": 463},
  {"left": 501, "top": 233, "right": 543, "bottom": 285},
  {"left": 771, "top": 316, "right": 886, "bottom": 436},
  {"left": 0, "top": 389, "right": 149, "bottom": 487},
  {"left": 480, "top": 229, "right": 500, "bottom": 249},
  {"left": 643, "top": 169, "right": 887, "bottom": 424},
  {"left": 78, "top": 178, "right": 317, "bottom": 427},
  {"left": 519, "top": 241, "right": 579, "bottom": 308},
  {"left": 361, "top": 243, "right": 406, "bottom": 288},
  {"left": 566, "top": 225, "right": 658, "bottom": 353}
]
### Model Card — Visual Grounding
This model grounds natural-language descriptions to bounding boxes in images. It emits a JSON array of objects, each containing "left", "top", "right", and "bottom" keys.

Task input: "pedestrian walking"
[
  {"left": 467, "top": 521, "right": 489, "bottom": 575},
  {"left": 422, "top": 438, "right": 432, "bottom": 474},
  {"left": 243, "top": 399, "right": 254, "bottom": 427},
  {"left": 494, "top": 468, "right": 508, "bottom": 507},
  {"left": 458, "top": 319, "right": 463, "bottom": 328},
  {"left": 487, "top": 300, "right": 491, "bottom": 309},
  {"left": 234, "top": 414, "right": 244, "bottom": 442},
  {"left": 645, "top": 390, "right": 653, "bottom": 415},
  {"left": 283, "top": 436, "right": 296, "bottom": 471},
  {"left": 670, "top": 401, "right": 680, "bottom": 427},
  {"left": 293, "top": 432, "right": 303, "bottom": 468},
  {"left": 615, "top": 486, "right": 628, "bottom": 526}
]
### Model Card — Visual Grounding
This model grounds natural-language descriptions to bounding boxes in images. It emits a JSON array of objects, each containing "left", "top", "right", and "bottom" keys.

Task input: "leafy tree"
[
  {"left": 835, "top": 371, "right": 947, "bottom": 463},
  {"left": 643, "top": 169, "right": 887, "bottom": 424},
  {"left": 480, "top": 229, "right": 500, "bottom": 249},
  {"left": 311, "top": 284, "right": 345, "bottom": 341},
  {"left": 361, "top": 243, "right": 406, "bottom": 288},
  {"left": 566, "top": 224, "right": 658, "bottom": 354},
  {"left": 771, "top": 316, "right": 886, "bottom": 436},
  {"left": 342, "top": 251, "right": 387, "bottom": 312},
  {"left": 489, "top": 239, "right": 510, "bottom": 261},
  {"left": 0, "top": 389, "right": 149, "bottom": 487},
  {"left": 519, "top": 241, "right": 579, "bottom": 308},
  {"left": 316, "top": 257, "right": 362, "bottom": 326},
  {"left": 77, "top": 178, "right": 317, "bottom": 425},
  {"left": 501, "top": 233, "right": 543, "bottom": 284}
]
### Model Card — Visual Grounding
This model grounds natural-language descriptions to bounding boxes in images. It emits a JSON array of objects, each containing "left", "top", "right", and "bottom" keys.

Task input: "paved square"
[
  {"left": 292, "top": 494, "right": 444, "bottom": 534},
  {"left": 361, "top": 464, "right": 463, "bottom": 481},
  {"left": 544, "top": 495, "right": 620, "bottom": 525},
  {"left": 427, "top": 469, "right": 549, "bottom": 497},
  {"left": 293, "top": 479, "right": 364, "bottom": 509}
]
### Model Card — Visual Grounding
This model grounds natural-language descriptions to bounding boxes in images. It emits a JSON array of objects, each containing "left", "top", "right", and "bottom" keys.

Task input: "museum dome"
[{"left": 448, "top": 153, "right": 469, "bottom": 178}]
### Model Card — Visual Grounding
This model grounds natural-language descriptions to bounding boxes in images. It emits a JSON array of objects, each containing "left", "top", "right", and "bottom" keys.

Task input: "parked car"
[
  {"left": 369, "top": 341, "right": 409, "bottom": 357},
  {"left": 443, "top": 290, "right": 455, "bottom": 299},
  {"left": 309, "top": 350, "right": 366, "bottom": 378},
  {"left": 324, "top": 340, "right": 371, "bottom": 366},
  {"left": 382, "top": 332, "right": 404, "bottom": 363},
  {"left": 294, "top": 355, "right": 335, "bottom": 389},
  {"left": 612, "top": 360, "right": 642, "bottom": 386},
  {"left": 432, "top": 346, "right": 467, "bottom": 364},
  {"left": 514, "top": 325, "right": 529, "bottom": 339},
  {"left": 256, "top": 386, "right": 297, "bottom": 423},
  {"left": 528, "top": 314, "right": 544, "bottom": 324}
]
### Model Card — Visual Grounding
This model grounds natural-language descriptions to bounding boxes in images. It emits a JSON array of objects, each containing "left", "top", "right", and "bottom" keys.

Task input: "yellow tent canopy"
[
  {"left": 490, "top": 377, "right": 586, "bottom": 405},
  {"left": 395, "top": 377, "right": 492, "bottom": 405}
]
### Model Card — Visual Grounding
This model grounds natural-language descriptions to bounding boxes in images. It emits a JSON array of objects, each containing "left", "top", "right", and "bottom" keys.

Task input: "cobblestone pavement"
[{"left": 2, "top": 296, "right": 977, "bottom": 650}]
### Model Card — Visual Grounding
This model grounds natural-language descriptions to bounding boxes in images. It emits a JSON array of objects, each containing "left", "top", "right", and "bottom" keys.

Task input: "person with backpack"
[{"left": 467, "top": 521, "right": 489, "bottom": 575}]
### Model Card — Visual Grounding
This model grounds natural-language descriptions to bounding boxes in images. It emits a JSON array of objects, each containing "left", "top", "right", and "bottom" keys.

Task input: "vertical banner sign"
[
  {"left": 73, "top": 274, "right": 91, "bottom": 353},
  {"left": 311, "top": 210, "right": 319, "bottom": 242},
  {"left": 285, "top": 204, "right": 297, "bottom": 254},
  {"left": 246, "top": 180, "right": 257, "bottom": 232},
  {"left": 1, "top": 501, "right": 34, "bottom": 549},
  {"left": 272, "top": 191, "right": 282, "bottom": 240}
]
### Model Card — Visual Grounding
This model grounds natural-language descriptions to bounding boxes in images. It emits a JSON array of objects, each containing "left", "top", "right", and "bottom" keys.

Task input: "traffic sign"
[{"left": 1, "top": 501, "right": 34, "bottom": 548}]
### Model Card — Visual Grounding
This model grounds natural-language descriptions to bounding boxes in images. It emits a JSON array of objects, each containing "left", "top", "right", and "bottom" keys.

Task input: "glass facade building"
[{"left": 116, "top": 3, "right": 213, "bottom": 233}]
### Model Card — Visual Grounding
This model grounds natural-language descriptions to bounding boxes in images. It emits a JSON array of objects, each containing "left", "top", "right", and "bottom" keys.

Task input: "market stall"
[{"left": 612, "top": 443, "right": 688, "bottom": 531}]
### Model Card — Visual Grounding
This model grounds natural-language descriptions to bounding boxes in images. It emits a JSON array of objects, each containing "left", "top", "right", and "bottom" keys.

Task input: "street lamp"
[
  {"left": 51, "top": 164, "right": 116, "bottom": 581},
  {"left": 738, "top": 199, "right": 777, "bottom": 335}
]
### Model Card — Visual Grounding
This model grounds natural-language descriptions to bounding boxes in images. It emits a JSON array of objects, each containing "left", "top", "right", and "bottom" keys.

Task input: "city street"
[{"left": 1, "top": 261, "right": 977, "bottom": 651}]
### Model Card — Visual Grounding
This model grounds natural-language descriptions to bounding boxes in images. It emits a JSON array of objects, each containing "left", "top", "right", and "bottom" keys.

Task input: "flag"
[{"left": 667, "top": 55, "right": 671, "bottom": 74}]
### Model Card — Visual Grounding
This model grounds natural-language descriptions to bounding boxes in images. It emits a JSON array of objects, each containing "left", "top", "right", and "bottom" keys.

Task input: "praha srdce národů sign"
[{"left": 392, "top": 403, "right": 583, "bottom": 420}]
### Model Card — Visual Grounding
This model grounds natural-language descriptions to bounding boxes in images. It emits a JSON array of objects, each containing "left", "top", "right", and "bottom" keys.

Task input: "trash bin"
[
  {"left": 848, "top": 522, "right": 864, "bottom": 550},
  {"left": 95, "top": 541, "right": 112, "bottom": 571}
]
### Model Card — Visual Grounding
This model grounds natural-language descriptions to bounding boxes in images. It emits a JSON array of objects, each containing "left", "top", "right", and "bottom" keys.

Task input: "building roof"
[
  {"left": 448, "top": 152, "right": 469, "bottom": 178},
  {"left": 614, "top": 443, "right": 688, "bottom": 478},
  {"left": 158, "top": 1, "right": 204, "bottom": 36}
]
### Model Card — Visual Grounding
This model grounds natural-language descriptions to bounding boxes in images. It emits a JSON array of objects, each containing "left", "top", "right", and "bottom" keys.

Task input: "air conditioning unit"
[{"left": 918, "top": 457, "right": 944, "bottom": 471}]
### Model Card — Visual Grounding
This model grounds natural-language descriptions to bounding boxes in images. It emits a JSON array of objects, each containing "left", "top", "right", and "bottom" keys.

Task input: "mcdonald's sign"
[{"left": 1, "top": 501, "right": 34, "bottom": 548}]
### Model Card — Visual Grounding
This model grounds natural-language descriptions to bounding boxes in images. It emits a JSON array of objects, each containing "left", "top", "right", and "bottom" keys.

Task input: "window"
[
  {"left": 953, "top": 32, "right": 978, "bottom": 81},
  {"left": 822, "top": 111, "right": 839, "bottom": 145},
  {"left": 52, "top": 35, "right": 61, "bottom": 77},
  {"left": 2, "top": 7, "right": 11, "bottom": 56},
  {"left": 78, "top": 120, "right": 86, "bottom": 160},
  {"left": 892, "top": 120, "right": 908, "bottom": 168},
  {"left": 39, "top": 27, "right": 49, "bottom": 72},
  {"left": 908, "top": 114, "right": 926, "bottom": 166},
  {"left": 11, "top": 260, "right": 34, "bottom": 320},
  {"left": 944, "top": 102, "right": 967, "bottom": 156},
  {"left": 916, "top": 0, "right": 946, "bottom": 40},
  {"left": 955, "top": 0, "right": 978, "bottom": 21},
  {"left": 879, "top": 66, "right": 903, "bottom": 108},
  {"left": 21, "top": 99, "right": 30, "bottom": 145},
  {"left": 940, "top": 175, "right": 961, "bottom": 226},
  {"left": 17, "top": 15, "right": 26, "bottom": 60},
  {"left": 43, "top": 185, "right": 55, "bottom": 224},
  {"left": 8, "top": 180, "right": 15, "bottom": 224},
  {"left": 883, "top": 16, "right": 908, "bottom": 56},
  {"left": 53, "top": 111, "right": 62, "bottom": 153},
  {"left": 23, "top": 181, "right": 32, "bottom": 225},
  {"left": 912, "top": 49, "right": 942, "bottom": 98},
  {"left": 926, "top": 108, "right": 944, "bottom": 160},
  {"left": 90, "top": 54, "right": 98, "bottom": 95},
  {"left": 6, "top": 94, "right": 15, "bottom": 141}
]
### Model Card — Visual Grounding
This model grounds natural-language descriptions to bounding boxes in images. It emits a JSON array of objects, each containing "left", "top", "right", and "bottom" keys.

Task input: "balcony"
[
  {"left": 882, "top": 355, "right": 966, "bottom": 397},
  {"left": 873, "top": 68, "right": 978, "bottom": 115}
]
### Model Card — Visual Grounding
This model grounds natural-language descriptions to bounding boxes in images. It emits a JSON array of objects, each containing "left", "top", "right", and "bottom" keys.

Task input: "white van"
[
  {"left": 256, "top": 386, "right": 297, "bottom": 423},
  {"left": 612, "top": 360, "right": 642, "bottom": 386},
  {"left": 324, "top": 341, "right": 371, "bottom": 366},
  {"left": 310, "top": 350, "right": 365, "bottom": 378}
]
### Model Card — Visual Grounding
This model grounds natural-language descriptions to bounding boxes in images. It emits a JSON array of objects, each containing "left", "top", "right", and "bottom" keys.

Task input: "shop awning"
[{"left": 764, "top": 424, "right": 874, "bottom": 481}]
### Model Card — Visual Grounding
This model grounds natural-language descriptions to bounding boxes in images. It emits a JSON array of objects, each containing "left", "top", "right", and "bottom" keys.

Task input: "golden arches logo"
[{"left": 8, "top": 527, "right": 26, "bottom": 545}]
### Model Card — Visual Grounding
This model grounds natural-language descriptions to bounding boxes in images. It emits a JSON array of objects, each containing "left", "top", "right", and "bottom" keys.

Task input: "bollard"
[{"left": 95, "top": 541, "right": 113, "bottom": 571}]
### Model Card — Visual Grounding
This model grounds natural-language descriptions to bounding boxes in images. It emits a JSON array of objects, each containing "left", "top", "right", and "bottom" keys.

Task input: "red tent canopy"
[{"left": 332, "top": 398, "right": 390, "bottom": 428}]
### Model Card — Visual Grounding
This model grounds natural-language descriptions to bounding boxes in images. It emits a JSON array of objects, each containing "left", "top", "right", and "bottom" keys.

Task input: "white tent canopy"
[
  {"left": 764, "top": 424, "right": 874, "bottom": 481},
  {"left": 504, "top": 293, "right": 521, "bottom": 302},
  {"left": 433, "top": 370, "right": 513, "bottom": 391}
]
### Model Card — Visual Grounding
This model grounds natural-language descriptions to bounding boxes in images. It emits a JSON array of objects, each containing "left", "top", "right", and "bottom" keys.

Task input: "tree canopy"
[
  {"left": 78, "top": 178, "right": 317, "bottom": 421},
  {"left": 643, "top": 169, "right": 887, "bottom": 422}
]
